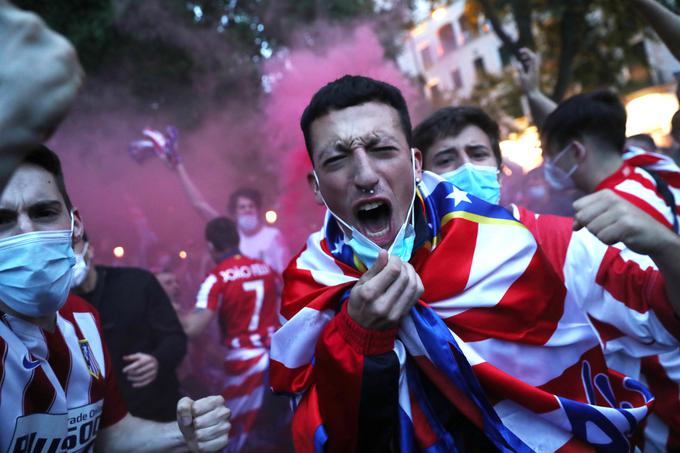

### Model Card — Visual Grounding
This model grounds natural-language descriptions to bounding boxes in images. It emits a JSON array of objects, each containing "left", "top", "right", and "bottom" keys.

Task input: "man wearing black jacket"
[{"left": 73, "top": 233, "right": 187, "bottom": 422}]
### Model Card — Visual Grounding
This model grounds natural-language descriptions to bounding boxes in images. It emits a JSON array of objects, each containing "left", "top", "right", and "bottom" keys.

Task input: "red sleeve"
[
  {"left": 293, "top": 303, "right": 399, "bottom": 453},
  {"left": 596, "top": 247, "right": 680, "bottom": 341}
]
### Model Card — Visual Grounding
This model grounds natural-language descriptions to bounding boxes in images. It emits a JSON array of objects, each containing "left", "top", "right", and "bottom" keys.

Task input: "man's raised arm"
[
  {"left": 175, "top": 162, "right": 220, "bottom": 221},
  {"left": 631, "top": 0, "right": 680, "bottom": 63},
  {"left": 516, "top": 48, "right": 557, "bottom": 128}
]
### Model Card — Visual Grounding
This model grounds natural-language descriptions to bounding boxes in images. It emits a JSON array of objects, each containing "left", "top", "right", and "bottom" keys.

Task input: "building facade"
[
  {"left": 398, "top": 1, "right": 680, "bottom": 104},
  {"left": 397, "top": 1, "right": 513, "bottom": 101}
]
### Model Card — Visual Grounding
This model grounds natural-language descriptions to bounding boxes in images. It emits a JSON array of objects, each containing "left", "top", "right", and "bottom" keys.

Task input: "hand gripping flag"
[
  {"left": 128, "top": 126, "right": 181, "bottom": 167},
  {"left": 270, "top": 171, "right": 655, "bottom": 452}
]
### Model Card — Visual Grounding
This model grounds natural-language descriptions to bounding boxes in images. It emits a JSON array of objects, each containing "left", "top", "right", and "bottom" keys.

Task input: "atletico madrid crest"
[{"left": 79, "top": 339, "right": 101, "bottom": 380}]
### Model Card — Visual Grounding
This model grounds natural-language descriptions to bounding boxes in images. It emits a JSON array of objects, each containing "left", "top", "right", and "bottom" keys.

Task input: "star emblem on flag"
[
  {"left": 447, "top": 186, "right": 471, "bottom": 207},
  {"left": 331, "top": 239, "right": 344, "bottom": 255}
]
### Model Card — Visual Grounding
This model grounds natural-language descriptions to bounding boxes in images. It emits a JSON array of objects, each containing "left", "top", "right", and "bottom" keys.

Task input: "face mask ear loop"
[
  {"left": 312, "top": 170, "right": 354, "bottom": 233},
  {"left": 409, "top": 148, "right": 417, "bottom": 227}
]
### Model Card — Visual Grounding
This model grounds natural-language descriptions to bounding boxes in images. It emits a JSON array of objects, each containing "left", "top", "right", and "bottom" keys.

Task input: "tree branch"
[
  {"left": 509, "top": 0, "right": 534, "bottom": 49},
  {"left": 551, "top": 2, "right": 584, "bottom": 101},
  {"left": 475, "top": 0, "right": 520, "bottom": 58}
]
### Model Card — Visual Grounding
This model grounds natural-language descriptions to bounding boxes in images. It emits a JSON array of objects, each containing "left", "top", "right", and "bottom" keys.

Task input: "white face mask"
[
  {"left": 543, "top": 143, "right": 578, "bottom": 191},
  {"left": 313, "top": 149, "right": 418, "bottom": 269},
  {"left": 0, "top": 215, "right": 76, "bottom": 317},
  {"left": 237, "top": 214, "right": 259, "bottom": 232},
  {"left": 71, "top": 242, "right": 90, "bottom": 288}
]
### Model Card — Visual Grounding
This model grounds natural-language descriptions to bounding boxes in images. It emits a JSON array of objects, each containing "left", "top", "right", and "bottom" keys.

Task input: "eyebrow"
[
  {"left": 317, "top": 131, "right": 401, "bottom": 161},
  {"left": 433, "top": 147, "right": 459, "bottom": 158},
  {"left": 29, "top": 200, "right": 64, "bottom": 211},
  {"left": 0, "top": 199, "right": 63, "bottom": 213},
  {"left": 464, "top": 143, "right": 492, "bottom": 152}
]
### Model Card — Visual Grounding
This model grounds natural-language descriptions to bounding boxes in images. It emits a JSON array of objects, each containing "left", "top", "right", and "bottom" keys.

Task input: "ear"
[
  {"left": 571, "top": 140, "right": 588, "bottom": 163},
  {"left": 412, "top": 148, "right": 423, "bottom": 182},
  {"left": 497, "top": 164, "right": 505, "bottom": 184},
  {"left": 71, "top": 208, "right": 84, "bottom": 243},
  {"left": 306, "top": 171, "right": 325, "bottom": 205}
]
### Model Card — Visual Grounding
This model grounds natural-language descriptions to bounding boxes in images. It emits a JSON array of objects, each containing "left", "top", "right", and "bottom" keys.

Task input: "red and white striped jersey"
[
  {"left": 195, "top": 254, "right": 280, "bottom": 349},
  {"left": 515, "top": 205, "right": 680, "bottom": 451},
  {"left": 0, "top": 294, "right": 127, "bottom": 453},
  {"left": 195, "top": 254, "right": 280, "bottom": 451}
]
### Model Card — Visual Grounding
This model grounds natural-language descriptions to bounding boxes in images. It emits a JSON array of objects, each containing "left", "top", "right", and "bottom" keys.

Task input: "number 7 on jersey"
[{"left": 242, "top": 279, "right": 264, "bottom": 332}]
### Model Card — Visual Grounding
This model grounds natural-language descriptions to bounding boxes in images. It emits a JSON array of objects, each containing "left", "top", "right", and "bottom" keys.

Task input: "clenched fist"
[
  {"left": 348, "top": 250, "right": 424, "bottom": 330},
  {"left": 0, "top": 1, "right": 83, "bottom": 152}
]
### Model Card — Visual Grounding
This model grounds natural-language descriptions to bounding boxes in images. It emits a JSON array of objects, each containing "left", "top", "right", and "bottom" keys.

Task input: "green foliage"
[
  {"left": 286, "top": 0, "right": 374, "bottom": 21},
  {"left": 14, "top": 0, "right": 382, "bottom": 121},
  {"left": 15, "top": 0, "right": 115, "bottom": 70},
  {"left": 451, "top": 0, "right": 675, "bottom": 118},
  {"left": 113, "top": 36, "right": 195, "bottom": 102}
]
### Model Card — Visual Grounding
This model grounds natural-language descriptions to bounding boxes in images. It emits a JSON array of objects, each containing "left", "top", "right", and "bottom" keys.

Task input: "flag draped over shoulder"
[{"left": 270, "top": 172, "right": 654, "bottom": 453}]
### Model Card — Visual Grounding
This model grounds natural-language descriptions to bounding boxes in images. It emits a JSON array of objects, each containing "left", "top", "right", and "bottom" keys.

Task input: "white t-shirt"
[{"left": 238, "top": 225, "right": 288, "bottom": 274}]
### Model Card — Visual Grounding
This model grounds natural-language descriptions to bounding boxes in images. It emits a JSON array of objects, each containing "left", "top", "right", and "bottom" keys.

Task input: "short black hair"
[
  {"left": 205, "top": 217, "right": 239, "bottom": 252},
  {"left": 626, "top": 133, "right": 656, "bottom": 152},
  {"left": 300, "top": 75, "right": 412, "bottom": 162},
  {"left": 227, "top": 187, "right": 262, "bottom": 214},
  {"left": 22, "top": 145, "right": 73, "bottom": 211},
  {"left": 413, "top": 106, "right": 502, "bottom": 167},
  {"left": 542, "top": 90, "right": 626, "bottom": 155},
  {"left": 672, "top": 110, "right": 680, "bottom": 142}
]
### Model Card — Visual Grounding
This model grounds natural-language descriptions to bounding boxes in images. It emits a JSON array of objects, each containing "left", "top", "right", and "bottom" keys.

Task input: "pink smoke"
[{"left": 46, "top": 21, "right": 426, "bottom": 299}]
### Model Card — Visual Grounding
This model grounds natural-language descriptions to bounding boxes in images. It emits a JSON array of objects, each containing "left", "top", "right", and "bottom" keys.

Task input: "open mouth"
[{"left": 355, "top": 200, "right": 392, "bottom": 243}]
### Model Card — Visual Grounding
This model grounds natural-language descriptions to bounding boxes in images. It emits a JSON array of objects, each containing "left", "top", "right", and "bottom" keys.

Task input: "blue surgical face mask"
[
  {"left": 314, "top": 149, "right": 417, "bottom": 269},
  {"left": 0, "top": 216, "right": 76, "bottom": 317},
  {"left": 543, "top": 143, "right": 578, "bottom": 191},
  {"left": 441, "top": 163, "right": 501, "bottom": 204}
]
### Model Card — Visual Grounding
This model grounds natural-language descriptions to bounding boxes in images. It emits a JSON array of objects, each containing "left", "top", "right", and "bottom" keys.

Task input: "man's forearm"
[
  {"left": 176, "top": 164, "right": 219, "bottom": 220},
  {"left": 179, "top": 309, "right": 215, "bottom": 338},
  {"left": 98, "top": 415, "right": 186, "bottom": 452},
  {"left": 631, "top": 0, "right": 680, "bottom": 62},
  {"left": 526, "top": 90, "right": 557, "bottom": 128}
]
